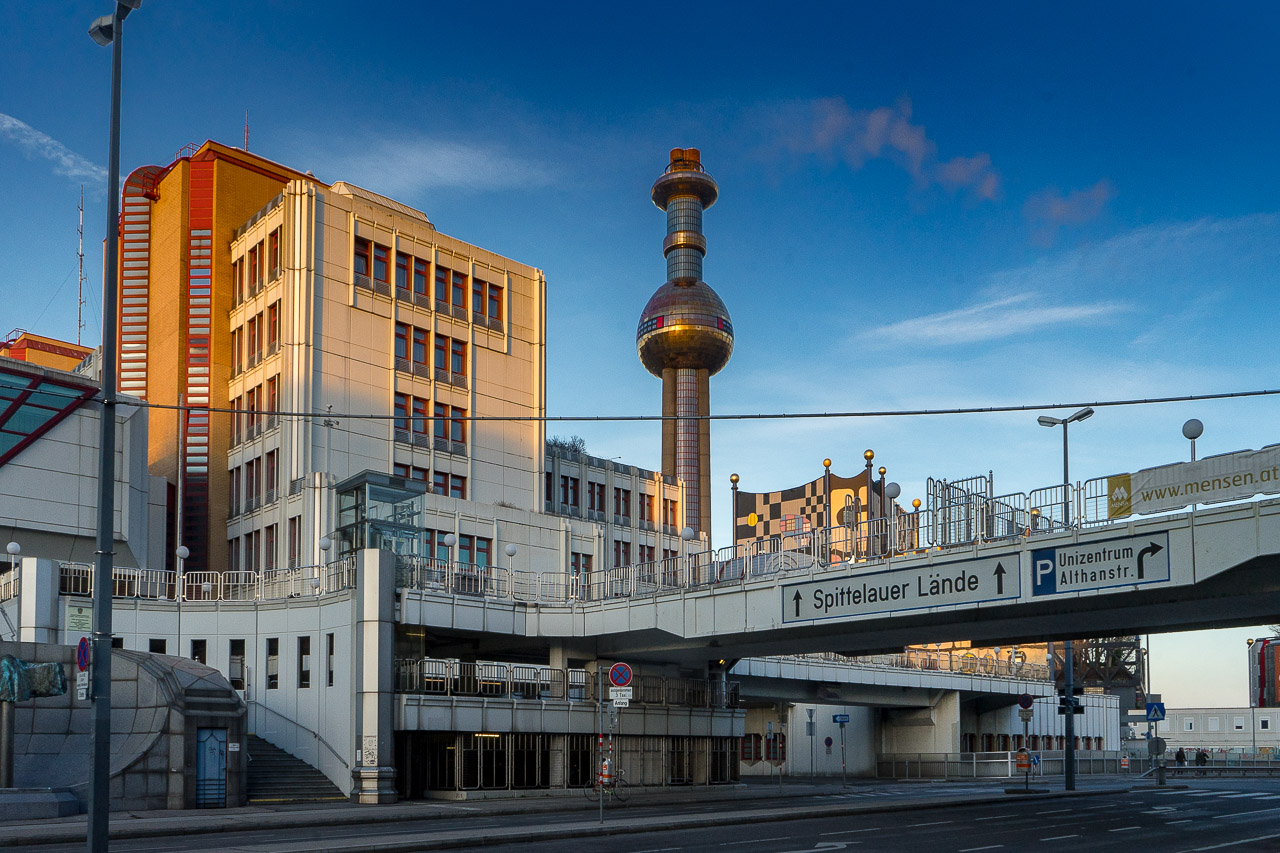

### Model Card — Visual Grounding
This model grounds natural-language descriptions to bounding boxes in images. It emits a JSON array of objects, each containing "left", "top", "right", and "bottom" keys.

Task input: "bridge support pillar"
[
  {"left": 881, "top": 691, "right": 961, "bottom": 754},
  {"left": 352, "top": 548, "right": 397, "bottom": 803},
  {"left": 17, "top": 558, "right": 59, "bottom": 643}
]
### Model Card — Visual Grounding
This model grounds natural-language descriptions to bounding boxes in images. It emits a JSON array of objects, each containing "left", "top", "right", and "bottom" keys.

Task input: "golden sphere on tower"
[
  {"left": 863, "top": 449, "right": 874, "bottom": 461},
  {"left": 878, "top": 466, "right": 887, "bottom": 477},
  {"left": 730, "top": 473, "right": 739, "bottom": 484},
  {"left": 823, "top": 458, "right": 832, "bottom": 468}
]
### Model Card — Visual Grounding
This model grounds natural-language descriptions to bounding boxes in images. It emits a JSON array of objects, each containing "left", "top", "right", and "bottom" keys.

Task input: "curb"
[{"left": 0, "top": 785, "right": 1129, "bottom": 849}]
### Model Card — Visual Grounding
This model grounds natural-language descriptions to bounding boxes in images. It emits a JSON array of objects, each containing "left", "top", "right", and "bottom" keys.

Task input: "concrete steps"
[{"left": 246, "top": 734, "right": 346, "bottom": 803}]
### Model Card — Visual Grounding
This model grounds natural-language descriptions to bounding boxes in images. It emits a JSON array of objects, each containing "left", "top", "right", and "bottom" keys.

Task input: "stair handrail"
[{"left": 247, "top": 699, "right": 349, "bottom": 770}]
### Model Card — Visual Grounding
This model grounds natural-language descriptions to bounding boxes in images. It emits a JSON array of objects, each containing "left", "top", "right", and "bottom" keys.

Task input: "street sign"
[
  {"left": 1018, "top": 708, "right": 1034, "bottom": 722},
  {"left": 1146, "top": 702, "right": 1166, "bottom": 722},
  {"left": 609, "top": 687, "right": 632, "bottom": 700},
  {"left": 824, "top": 736, "right": 833, "bottom": 747},
  {"left": 782, "top": 555, "right": 1020, "bottom": 623},
  {"left": 612, "top": 697, "right": 630, "bottom": 708},
  {"left": 76, "top": 637, "right": 90, "bottom": 672},
  {"left": 1016, "top": 750, "right": 1030, "bottom": 772},
  {"left": 1017, "top": 693, "right": 1034, "bottom": 710},
  {"left": 1030, "top": 754, "right": 1041, "bottom": 768},
  {"left": 1031, "top": 533, "right": 1171, "bottom": 597},
  {"left": 1148, "top": 736, "right": 1167, "bottom": 756},
  {"left": 832, "top": 714, "right": 850, "bottom": 724},
  {"left": 1121, "top": 754, "right": 1130, "bottom": 769},
  {"left": 608, "top": 662, "right": 633, "bottom": 688},
  {"left": 75, "top": 670, "right": 88, "bottom": 701}
]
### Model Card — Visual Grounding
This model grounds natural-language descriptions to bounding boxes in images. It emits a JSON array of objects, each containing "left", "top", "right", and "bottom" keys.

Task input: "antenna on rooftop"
[
  {"left": 77, "top": 186, "right": 85, "bottom": 346},
  {"left": 244, "top": 110, "right": 249, "bottom": 151}
]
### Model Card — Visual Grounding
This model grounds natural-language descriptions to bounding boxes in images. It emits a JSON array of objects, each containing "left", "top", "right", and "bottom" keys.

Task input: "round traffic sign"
[
  {"left": 77, "top": 637, "right": 90, "bottom": 672},
  {"left": 824, "top": 736, "right": 833, "bottom": 747},
  {"left": 1017, "top": 693, "right": 1034, "bottom": 710},
  {"left": 608, "top": 662, "right": 632, "bottom": 688}
]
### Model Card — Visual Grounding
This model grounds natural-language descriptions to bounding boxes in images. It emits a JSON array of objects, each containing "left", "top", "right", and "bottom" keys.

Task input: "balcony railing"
[{"left": 56, "top": 558, "right": 357, "bottom": 602}]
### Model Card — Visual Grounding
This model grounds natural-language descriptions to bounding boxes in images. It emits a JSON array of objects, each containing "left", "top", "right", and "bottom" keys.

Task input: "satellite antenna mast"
[
  {"left": 77, "top": 186, "right": 86, "bottom": 346},
  {"left": 244, "top": 110, "right": 249, "bottom": 151}
]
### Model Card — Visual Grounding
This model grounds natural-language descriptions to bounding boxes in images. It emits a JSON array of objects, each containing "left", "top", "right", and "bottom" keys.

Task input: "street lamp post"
[
  {"left": 729, "top": 473, "right": 739, "bottom": 552},
  {"left": 88, "top": 4, "right": 142, "bottom": 849},
  {"left": 1037, "top": 407, "right": 1094, "bottom": 527},
  {"left": 1183, "top": 419, "right": 1204, "bottom": 462},
  {"left": 175, "top": 545, "right": 188, "bottom": 656}
]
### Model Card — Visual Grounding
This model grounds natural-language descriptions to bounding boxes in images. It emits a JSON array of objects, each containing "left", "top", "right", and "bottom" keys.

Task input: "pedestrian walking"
[
  {"left": 1175, "top": 747, "right": 1186, "bottom": 767},
  {"left": 1195, "top": 749, "right": 1208, "bottom": 776}
]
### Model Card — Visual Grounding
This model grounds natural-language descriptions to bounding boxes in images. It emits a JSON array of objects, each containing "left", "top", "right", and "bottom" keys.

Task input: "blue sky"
[{"left": 3, "top": 2, "right": 1280, "bottom": 707}]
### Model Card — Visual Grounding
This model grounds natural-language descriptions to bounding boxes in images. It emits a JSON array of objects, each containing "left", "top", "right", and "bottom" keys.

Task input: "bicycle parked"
[{"left": 583, "top": 766, "right": 630, "bottom": 803}]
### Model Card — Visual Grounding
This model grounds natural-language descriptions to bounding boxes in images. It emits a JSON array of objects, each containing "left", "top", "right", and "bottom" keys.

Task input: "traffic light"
[{"left": 1057, "top": 695, "right": 1084, "bottom": 715}]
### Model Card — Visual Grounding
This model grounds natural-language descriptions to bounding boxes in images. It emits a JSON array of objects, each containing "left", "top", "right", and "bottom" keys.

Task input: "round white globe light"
[
  {"left": 1182, "top": 418, "right": 1204, "bottom": 440},
  {"left": 176, "top": 545, "right": 190, "bottom": 560},
  {"left": 504, "top": 543, "right": 518, "bottom": 558}
]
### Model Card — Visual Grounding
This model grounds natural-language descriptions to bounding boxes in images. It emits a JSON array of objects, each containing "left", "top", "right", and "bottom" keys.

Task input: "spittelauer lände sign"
[{"left": 1106, "top": 446, "right": 1280, "bottom": 519}]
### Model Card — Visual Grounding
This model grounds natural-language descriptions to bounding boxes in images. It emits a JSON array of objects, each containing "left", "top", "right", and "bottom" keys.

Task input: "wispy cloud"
[
  {"left": 868, "top": 292, "right": 1125, "bottom": 346},
  {"left": 307, "top": 135, "right": 556, "bottom": 197},
  {"left": 0, "top": 113, "right": 105, "bottom": 184},
  {"left": 775, "top": 97, "right": 1000, "bottom": 200},
  {"left": 1024, "top": 179, "right": 1116, "bottom": 244}
]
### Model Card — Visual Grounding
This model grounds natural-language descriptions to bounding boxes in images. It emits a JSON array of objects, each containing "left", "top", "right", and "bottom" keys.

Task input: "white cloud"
[
  {"left": 307, "top": 136, "right": 555, "bottom": 196},
  {"left": 0, "top": 113, "right": 105, "bottom": 184},
  {"left": 869, "top": 292, "right": 1126, "bottom": 346}
]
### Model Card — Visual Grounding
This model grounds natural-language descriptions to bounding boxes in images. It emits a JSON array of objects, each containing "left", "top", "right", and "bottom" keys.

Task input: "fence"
[
  {"left": 770, "top": 650, "right": 1051, "bottom": 682},
  {"left": 56, "top": 556, "right": 357, "bottom": 602},
  {"left": 392, "top": 657, "right": 740, "bottom": 709},
  {"left": 878, "top": 750, "right": 1130, "bottom": 779}
]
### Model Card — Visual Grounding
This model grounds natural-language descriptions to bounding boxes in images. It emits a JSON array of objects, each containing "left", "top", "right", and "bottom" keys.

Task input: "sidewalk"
[{"left": 0, "top": 776, "right": 1134, "bottom": 849}]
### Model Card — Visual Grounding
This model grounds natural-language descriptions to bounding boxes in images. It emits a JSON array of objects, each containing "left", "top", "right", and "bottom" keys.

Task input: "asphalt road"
[{"left": 11, "top": 778, "right": 1280, "bottom": 853}]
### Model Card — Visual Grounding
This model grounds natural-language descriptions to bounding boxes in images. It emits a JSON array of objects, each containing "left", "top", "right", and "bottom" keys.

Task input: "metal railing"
[
  {"left": 393, "top": 657, "right": 740, "bottom": 708},
  {"left": 0, "top": 569, "right": 17, "bottom": 602},
  {"left": 878, "top": 750, "right": 1129, "bottom": 779},
  {"left": 56, "top": 557, "right": 357, "bottom": 602},
  {"left": 765, "top": 650, "right": 1051, "bottom": 682}
]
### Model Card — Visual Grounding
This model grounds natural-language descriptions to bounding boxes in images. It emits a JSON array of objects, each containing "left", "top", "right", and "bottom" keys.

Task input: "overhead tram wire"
[{"left": 81, "top": 386, "right": 1280, "bottom": 425}]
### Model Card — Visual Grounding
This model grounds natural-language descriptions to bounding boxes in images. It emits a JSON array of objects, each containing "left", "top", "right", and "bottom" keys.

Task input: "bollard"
[{"left": 1156, "top": 760, "right": 1166, "bottom": 787}]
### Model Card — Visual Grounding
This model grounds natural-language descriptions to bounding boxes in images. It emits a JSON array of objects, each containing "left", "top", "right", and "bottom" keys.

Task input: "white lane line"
[
  {"left": 1167, "top": 819, "right": 1193, "bottom": 825},
  {"left": 1212, "top": 806, "right": 1280, "bottom": 819},
  {"left": 1109, "top": 826, "right": 1141, "bottom": 832},
  {"left": 1219, "top": 792, "right": 1267, "bottom": 798},
  {"left": 957, "top": 847, "right": 1003, "bottom": 852},
  {"left": 1189, "top": 791, "right": 1223, "bottom": 796},
  {"left": 633, "top": 848, "right": 682, "bottom": 853},
  {"left": 1040, "top": 835, "right": 1079, "bottom": 841},
  {"left": 820, "top": 829, "right": 879, "bottom": 836},
  {"left": 1257, "top": 794, "right": 1280, "bottom": 800},
  {"left": 1035, "top": 809, "right": 1072, "bottom": 815},
  {"left": 906, "top": 821, "right": 953, "bottom": 828},
  {"left": 973, "top": 815, "right": 1016, "bottom": 821},
  {"left": 717, "top": 839, "right": 788, "bottom": 846},
  {"left": 1187, "top": 832, "right": 1280, "bottom": 851}
]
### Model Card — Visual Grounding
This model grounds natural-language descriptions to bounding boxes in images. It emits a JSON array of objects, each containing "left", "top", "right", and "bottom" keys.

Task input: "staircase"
[{"left": 246, "top": 735, "right": 346, "bottom": 803}]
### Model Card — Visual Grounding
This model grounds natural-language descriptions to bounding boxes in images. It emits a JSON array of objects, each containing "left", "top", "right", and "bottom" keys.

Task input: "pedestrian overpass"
[{"left": 399, "top": 495, "right": 1280, "bottom": 668}]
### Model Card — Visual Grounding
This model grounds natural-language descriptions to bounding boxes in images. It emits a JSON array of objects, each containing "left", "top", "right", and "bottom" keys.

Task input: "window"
[
  {"left": 1208, "top": 717, "right": 1221, "bottom": 732},
  {"left": 298, "top": 636, "right": 311, "bottom": 688},
  {"left": 614, "top": 488, "right": 631, "bottom": 519},
  {"left": 571, "top": 552, "right": 592, "bottom": 576},
  {"left": 229, "top": 639, "right": 245, "bottom": 690},
  {"left": 561, "top": 476, "right": 579, "bottom": 508},
  {"left": 435, "top": 264, "right": 452, "bottom": 304},
  {"left": 246, "top": 315, "right": 259, "bottom": 359},
  {"left": 245, "top": 529, "right": 260, "bottom": 573},
  {"left": 1183, "top": 718, "right": 1195, "bottom": 732},
  {"left": 191, "top": 638, "right": 207, "bottom": 664},
  {"left": 413, "top": 258, "right": 429, "bottom": 296},
  {"left": 228, "top": 536, "right": 240, "bottom": 573},
  {"left": 640, "top": 494, "right": 655, "bottom": 523},
  {"left": 488, "top": 283, "right": 503, "bottom": 323},
  {"left": 354, "top": 238, "right": 371, "bottom": 279},
  {"left": 395, "top": 252, "right": 411, "bottom": 291},
  {"left": 231, "top": 327, "right": 243, "bottom": 374},
  {"left": 265, "top": 450, "right": 277, "bottom": 498},
  {"left": 765, "top": 733, "right": 787, "bottom": 762},
  {"left": 1234, "top": 716, "right": 1246, "bottom": 731},
  {"left": 434, "top": 402, "right": 448, "bottom": 439},
  {"left": 451, "top": 407, "right": 466, "bottom": 444},
  {"left": 663, "top": 548, "right": 678, "bottom": 562},
  {"left": 545, "top": 472, "right": 553, "bottom": 504},
  {"left": 450, "top": 339, "right": 466, "bottom": 377},
  {"left": 412, "top": 397, "right": 428, "bottom": 435},
  {"left": 264, "top": 524, "right": 277, "bottom": 571},
  {"left": 233, "top": 258, "right": 243, "bottom": 304},
  {"left": 638, "top": 544, "right": 655, "bottom": 564},
  {"left": 451, "top": 269, "right": 466, "bottom": 310},
  {"left": 459, "top": 535, "right": 474, "bottom": 564},
  {"left": 229, "top": 467, "right": 241, "bottom": 515},
  {"left": 267, "top": 302, "right": 279, "bottom": 349},
  {"left": 588, "top": 482, "right": 605, "bottom": 512},
  {"left": 327, "top": 633, "right": 335, "bottom": 687},
  {"left": 266, "top": 638, "right": 279, "bottom": 689},
  {"left": 450, "top": 475, "right": 467, "bottom": 500},
  {"left": 663, "top": 498, "right": 678, "bottom": 528},
  {"left": 266, "top": 376, "right": 278, "bottom": 414},
  {"left": 245, "top": 458, "right": 260, "bottom": 504},
  {"left": 249, "top": 242, "right": 261, "bottom": 290},
  {"left": 149, "top": 638, "right": 166, "bottom": 654},
  {"left": 1262, "top": 718, "right": 1271, "bottom": 731},
  {"left": 394, "top": 393, "right": 411, "bottom": 432},
  {"left": 741, "top": 734, "right": 762, "bottom": 762},
  {"left": 433, "top": 471, "right": 448, "bottom": 496},
  {"left": 413, "top": 327, "right": 429, "bottom": 368},
  {"left": 288, "top": 516, "right": 300, "bottom": 568},
  {"left": 474, "top": 537, "right": 491, "bottom": 566},
  {"left": 458, "top": 535, "right": 492, "bottom": 566},
  {"left": 473, "top": 278, "right": 486, "bottom": 316},
  {"left": 268, "top": 228, "right": 280, "bottom": 277},
  {"left": 372, "top": 243, "right": 390, "bottom": 284},
  {"left": 435, "top": 334, "right": 448, "bottom": 371},
  {"left": 393, "top": 464, "right": 429, "bottom": 481},
  {"left": 395, "top": 323, "right": 409, "bottom": 360},
  {"left": 613, "top": 540, "right": 631, "bottom": 568}
]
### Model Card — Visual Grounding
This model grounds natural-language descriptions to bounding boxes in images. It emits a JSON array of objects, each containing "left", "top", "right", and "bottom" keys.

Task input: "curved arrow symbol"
[{"left": 1137, "top": 541, "right": 1163, "bottom": 579}]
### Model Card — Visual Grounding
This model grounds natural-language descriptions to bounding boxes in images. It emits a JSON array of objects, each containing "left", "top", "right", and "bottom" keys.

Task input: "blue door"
[{"left": 195, "top": 728, "right": 227, "bottom": 807}]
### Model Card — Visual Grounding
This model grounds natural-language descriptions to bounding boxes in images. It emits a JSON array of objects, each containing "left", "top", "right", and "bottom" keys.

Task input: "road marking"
[
  {"left": 633, "top": 848, "right": 682, "bottom": 853},
  {"left": 1035, "top": 809, "right": 1072, "bottom": 815},
  {"left": 1257, "top": 794, "right": 1280, "bottom": 800},
  {"left": 1212, "top": 806, "right": 1280, "bottom": 819},
  {"left": 820, "top": 829, "right": 879, "bottom": 836},
  {"left": 1167, "top": 819, "right": 1193, "bottom": 825},
  {"left": 1219, "top": 792, "right": 1267, "bottom": 798},
  {"left": 906, "top": 821, "right": 953, "bottom": 828},
  {"left": 1040, "top": 835, "right": 1079, "bottom": 841},
  {"left": 973, "top": 814, "right": 1016, "bottom": 821},
  {"left": 957, "top": 847, "right": 1003, "bottom": 852},
  {"left": 1186, "top": 832, "right": 1280, "bottom": 851},
  {"left": 718, "top": 839, "right": 788, "bottom": 846},
  {"left": 1109, "top": 826, "right": 1141, "bottom": 832},
  {"left": 1189, "top": 791, "right": 1222, "bottom": 796}
]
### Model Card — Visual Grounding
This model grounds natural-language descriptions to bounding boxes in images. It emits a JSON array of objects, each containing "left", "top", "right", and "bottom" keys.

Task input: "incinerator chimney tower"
[{"left": 636, "top": 148, "right": 734, "bottom": 541}]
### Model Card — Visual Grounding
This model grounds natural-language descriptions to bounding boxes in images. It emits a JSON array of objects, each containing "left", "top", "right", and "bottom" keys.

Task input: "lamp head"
[
  {"left": 680, "top": 526, "right": 695, "bottom": 542},
  {"left": 5, "top": 541, "right": 19, "bottom": 556},
  {"left": 444, "top": 533, "right": 457, "bottom": 547},
  {"left": 1066, "top": 406, "right": 1095, "bottom": 424},
  {"left": 175, "top": 545, "right": 189, "bottom": 560},
  {"left": 504, "top": 543, "right": 518, "bottom": 558},
  {"left": 1183, "top": 418, "right": 1204, "bottom": 440},
  {"left": 200, "top": 581, "right": 212, "bottom": 593},
  {"left": 885, "top": 482, "right": 901, "bottom": 500},
  {"left": 1037, "top": 415, "right": 1061, "bottom": 428},
  {"left": 318, "top": 536, "right": 332, "bottom": 552}
]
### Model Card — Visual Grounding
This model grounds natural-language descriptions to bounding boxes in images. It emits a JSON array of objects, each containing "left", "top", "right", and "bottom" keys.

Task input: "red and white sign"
[{"left": 608, "top": 662, "right": 632, "bottom": 688}]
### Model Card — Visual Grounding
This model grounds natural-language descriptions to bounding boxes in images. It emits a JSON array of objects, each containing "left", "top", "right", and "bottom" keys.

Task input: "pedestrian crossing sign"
[{"left": 1146, "top": 702, "right": 1166, "bottom": 722}]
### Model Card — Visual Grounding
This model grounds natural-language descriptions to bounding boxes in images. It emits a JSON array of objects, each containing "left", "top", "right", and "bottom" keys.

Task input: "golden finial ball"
[
  {"left": 878, "top": 466, "right": 886, "bottom": 476},
  {"left": 863, "top": 449, "right": 874, "bottom": 461},
  {"left": 912, "top": 499, "right": 921, "bottom": 509},
  {"left": 730, "top": 473, "right": 739, "bottom": 484},
  {"left": 823, "top": 458, "right": 832, "bottom": 468}
]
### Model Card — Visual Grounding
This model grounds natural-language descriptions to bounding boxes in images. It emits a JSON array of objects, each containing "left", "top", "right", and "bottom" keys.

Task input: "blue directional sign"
[
  {"left": 1146, "top": 702, "right": 1166, "bottom": 722},
  {"left": 1032, "top": 533, "right": 1170, "bottom": 597},
  {"left": 832, "top": 714, "right": 850, "bottom": 724},
  {"left": 1031, "top": 754, "right": 1041, "bottom": 768}
]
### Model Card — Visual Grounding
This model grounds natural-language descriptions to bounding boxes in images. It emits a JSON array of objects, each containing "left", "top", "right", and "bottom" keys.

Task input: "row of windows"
[
  {"left": 233, "top": 228, "right": 282, "bottom": 304},
  {"left": 1172, "top": 716, "right": 1273, "bottom": 732},
  {"left": 392, "top": 464, "right": 468, "bottom": 499},
  {"left": 393, "top": 396, "right": 468, "bottom": 444},
  {"left": 228, "top": 517, "right": 307, "bottom": 572},
  {"left": 545, "top": 476, "right": 676, "bottom": 524},
  {"left": 412, "top": 531, "right": 493, "bottom": 565},
  {"left": 229, "top": 376, "right": 279, "bottom": 445},
  {"left": 395, "top": 325, "right": 467, "bottom": 377},
  {"left": 355, "top": 238, "right": 505, "bottom": 323},
  {"left": 229, "top": 450, "right": 279, "bottom": 516},
  {"left": 231, "top": 302, "right": 281, "bottom": 374}
]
